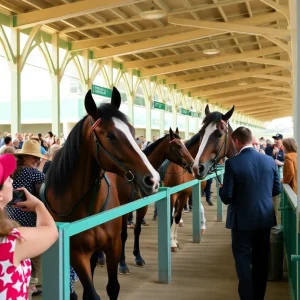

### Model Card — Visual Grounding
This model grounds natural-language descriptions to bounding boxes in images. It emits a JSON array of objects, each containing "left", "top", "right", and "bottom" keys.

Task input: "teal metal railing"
[
  {"left": 42, "top": 166, "right": 225, "bottom": 300},
  {"left": 281, "top": 184, "right": 300, "bottom": 300}
]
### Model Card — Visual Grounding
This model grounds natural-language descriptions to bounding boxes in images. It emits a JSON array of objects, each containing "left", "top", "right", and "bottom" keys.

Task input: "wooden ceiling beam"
[
  {"left": 13, "top": 0, "right": 146, "bottom": 29},
  {"left": 258, "top": 86, "right": 292, "bottom": 93},
  {"left": 60, "top": 0, "right": 281, "bottom": 34},
  {"left": 191, "top": 80, "right": 282, "bottom": 97},
  {"left": 140, "top": 46, "right": 281, "bottom": 77},
  {"left": 93, "top": 11, "right": 285, "bottom": 60},
  {"left": 93, "top": 28, "right": 225, "bottom": 59},
  {"left": 71, "top": 26, "right": 189, "bottom": 51},
  {"left": 261, "top": 95, "right": 292, "bottom": 101},
  {"left": 168, "top": 16, "right": 290, "bottom": 40},
  {"left": 251, "top": 74, "right": 292, "bottom": 84},
  {"left": 177, "top": 66, "right": 283, "bottom": 89},
  {"left": 208, "top": 90, "right": 275, "bottom": 103},
  {"left": 240, "top": 57, "right": 292, "bottom": 68}
]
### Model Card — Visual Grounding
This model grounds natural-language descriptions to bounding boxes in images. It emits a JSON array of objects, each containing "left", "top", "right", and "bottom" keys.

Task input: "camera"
[{"left": 7, "top": 190, "right": 26, "bottom": 205}]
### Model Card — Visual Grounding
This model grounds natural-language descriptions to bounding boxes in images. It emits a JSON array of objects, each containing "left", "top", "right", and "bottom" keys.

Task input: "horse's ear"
[
  {"left": 111, "top": 87, "right": 121, "bottom": 110},
  {"left": 85, "top": 90, "right": 97, "bottom": 119},
  {"left": 222, "top": 106, "right": 235, "bottom": 121},
  {"left": 169, "top": 127, "right": 175, "bottom": 140},
  {"left": 175, "top": 127, "right": 179, "bottom": 134},
  {"left": 205, "top": 104, "right": 210, "bottom": 116}
]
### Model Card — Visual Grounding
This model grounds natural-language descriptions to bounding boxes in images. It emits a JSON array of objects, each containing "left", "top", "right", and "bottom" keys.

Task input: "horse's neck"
[
  {"left": 188, "top": 142, "right": 200, "bottom": 159},
  {"left": 226, "top": 129, "right": 238, "bottom": 158},
  {"left": 146, "top": 140, "right": 169, "bottom": 169},
  {"left": 73, "top": 148, "right": 101, "bottom": 193}
]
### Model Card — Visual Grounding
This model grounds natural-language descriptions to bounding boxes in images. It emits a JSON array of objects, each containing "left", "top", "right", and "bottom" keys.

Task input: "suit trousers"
[{"left": 231, "top": 228, "right": 271, "bottom": 300}]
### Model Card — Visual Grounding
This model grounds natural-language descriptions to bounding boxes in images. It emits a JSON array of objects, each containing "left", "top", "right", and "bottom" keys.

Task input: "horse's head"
[
  {"left": 85, "top": 87, "right": 160, "bottom": 195},
  {"left": 167, "top": 127, "right": 194, "bottom": 174},
  {"left": 192, "top": 105, "right": 237, "bottom": 179}
]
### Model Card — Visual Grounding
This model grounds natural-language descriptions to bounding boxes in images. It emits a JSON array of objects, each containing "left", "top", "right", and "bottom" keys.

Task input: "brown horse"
[
  {"left": 114, "top": 127, "right": 195, "bottom": 274},
  {"left": 44, "top": 88, "right": 160, "bottom": 300},
  {"left": 163, "top": 105, "right": 237, "bottom": 252}
]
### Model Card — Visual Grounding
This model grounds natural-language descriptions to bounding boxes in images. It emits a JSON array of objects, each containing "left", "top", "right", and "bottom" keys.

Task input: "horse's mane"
[
  {"left": 199, "top": 111, "right": 222, "bottom": 136},
  {"left": 46, "top": 103, "right": 132, "bottom": 198},
  {"left": 143, "top": 132, "right": 180, "bottom": 156},
  {"left": 185, "top": 132, "right": 201, "bottom": 149}
]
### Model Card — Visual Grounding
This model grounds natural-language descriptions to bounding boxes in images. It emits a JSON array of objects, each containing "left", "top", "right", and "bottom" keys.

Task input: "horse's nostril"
[
  {"left": 143, "top": 176, "right": 155, "bottom": 188},
  {"left": 199, "top": 165, "right": 205, "bottom": 173}
]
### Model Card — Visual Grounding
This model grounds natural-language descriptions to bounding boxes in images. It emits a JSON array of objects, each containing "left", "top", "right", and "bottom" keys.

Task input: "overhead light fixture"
[
  {"left": 203, "top": 48, "right": 220, "bottom": 55},
  {"left": 140, "top": 1, "right": 167, "bottom": 20}
]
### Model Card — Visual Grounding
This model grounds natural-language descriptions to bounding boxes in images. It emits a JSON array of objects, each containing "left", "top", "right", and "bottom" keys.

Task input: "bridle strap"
[{"left": 169, "top": 138, "right": 189, "bottom": 169}]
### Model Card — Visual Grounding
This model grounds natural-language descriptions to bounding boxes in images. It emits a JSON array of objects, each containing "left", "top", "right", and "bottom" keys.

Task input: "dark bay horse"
[
  {"left": 115, "top": 127, "right": 195, "bottom": 274},
  {"left": 164, "top": 105, "right": 237, "bottom": 252},
  {"left": 45, "top": 88, "right": 160, "bottom": 300}
]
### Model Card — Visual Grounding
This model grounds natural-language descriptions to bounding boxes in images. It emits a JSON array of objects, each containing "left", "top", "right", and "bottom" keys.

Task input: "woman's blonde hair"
[
  {"left": 0, "top": 209, "right": 19, "bottom": 238},
  {"left": 283, "top": 138, "right": 297, "bottom": 153}
]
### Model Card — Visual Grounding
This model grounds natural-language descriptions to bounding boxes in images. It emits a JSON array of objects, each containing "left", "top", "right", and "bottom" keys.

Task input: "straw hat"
[{"left": 14, "top": 139, "right": 47, "bottom": 159}]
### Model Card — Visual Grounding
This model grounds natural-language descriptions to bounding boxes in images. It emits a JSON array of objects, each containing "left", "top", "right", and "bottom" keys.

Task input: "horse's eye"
[
  {"left": 106, "top": 133, "right": 116, "bottom": 140},
  {"left": 217, "top": 133, "right": 223, "bottom": 139},
  {"left": 177, "top": 144, "right": 182, "bottom": 149}
]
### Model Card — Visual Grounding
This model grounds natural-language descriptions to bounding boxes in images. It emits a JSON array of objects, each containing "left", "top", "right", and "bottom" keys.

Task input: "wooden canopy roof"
[{"left": 0, "top": 0, "right": 293, "bottom": 121}]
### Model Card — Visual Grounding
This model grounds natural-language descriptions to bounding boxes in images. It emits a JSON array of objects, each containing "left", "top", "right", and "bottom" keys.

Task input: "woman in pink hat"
[{"left": 0, "top": 154, "right": 58, "bottom": 299}]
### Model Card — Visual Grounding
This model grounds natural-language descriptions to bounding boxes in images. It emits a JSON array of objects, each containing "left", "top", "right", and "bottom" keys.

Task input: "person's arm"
[
  {"left": 219, "top": 159, "right": 235, "bottom": 205},
  {"left": 282, "top": 158, "right": 294, "bottom": 185},
  {"left": 13, "top": 188, "right": 58, "bottom": 265}
]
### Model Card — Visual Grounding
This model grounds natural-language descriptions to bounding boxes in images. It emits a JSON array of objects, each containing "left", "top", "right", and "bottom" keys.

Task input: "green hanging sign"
[
  {"left": 181, "top": 108, "right": 190, "bottom": 116},
  {"left": 190, "top": 111, "right": 199, "bottom": 118},
  {"left": 91, "top": 84, "right": 112, "bottom": 98},
  {"left": 153, "top": 101, "right": 166, "bottom": 110}
]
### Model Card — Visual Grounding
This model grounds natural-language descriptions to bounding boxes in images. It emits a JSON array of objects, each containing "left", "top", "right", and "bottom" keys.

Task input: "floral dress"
[{"left": 0, "top": 229, "right": 31, "bottom": 300}]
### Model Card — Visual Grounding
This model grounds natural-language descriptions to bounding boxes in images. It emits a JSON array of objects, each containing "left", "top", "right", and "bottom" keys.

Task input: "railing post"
[
  {"left": 42, "top": 223, "right": 69, "bottom": 300},
  {"left": 216, "top": 173, "right": 224, "bottom": 222},
  {"left": 157, "top": 187, "right": 171, "bottom": 283},
  {"left": 192, "top": 180, "right": 201, "bottom": 243},
  {"left": 63, "top": 229, "right": 71, "bottom": 300}
]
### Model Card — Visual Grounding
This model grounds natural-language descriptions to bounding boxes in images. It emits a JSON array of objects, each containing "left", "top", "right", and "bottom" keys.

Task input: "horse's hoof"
[
  {"left": 171, "top": 247, "right": 178, "bottom": 252},
  {"left": 135, "top": 259, "right": 145, "bottom": 267},
  {"left": 97, "top": 258, "right": 106, "bottom": 267},
  {"left": 176, "top": 243, "right": 180, "bottom": 249},
  {"left": 179, "top": 222, "right": 184, "bottom": 227},
  {"left": 119, "top": 265, "right": 130, "bottom": 275}
]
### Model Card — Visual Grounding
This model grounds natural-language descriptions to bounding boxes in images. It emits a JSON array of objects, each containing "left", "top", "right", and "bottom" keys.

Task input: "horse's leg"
[
  {"left": 173, "top": 194, "right": 187, "bottom": 249},
  {"left": 71, "top": 250, "right": 100, "bottom": 300},
  {"left": 119, "top": 213, "right": 130, "bottom": 274},
  {"left": 90, "top": 251, "right": 99, "bottom": 278},
  {"left": 105, "top": 237, "right": 121, "bottom": 300},
  {"left": 133, "top": 206, "right": 147, "bottom": 266}
]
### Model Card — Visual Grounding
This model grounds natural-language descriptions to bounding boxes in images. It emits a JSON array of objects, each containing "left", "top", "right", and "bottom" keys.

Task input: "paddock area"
[{"left": 62, "top": 189, "right": 290, "bottom": 300}]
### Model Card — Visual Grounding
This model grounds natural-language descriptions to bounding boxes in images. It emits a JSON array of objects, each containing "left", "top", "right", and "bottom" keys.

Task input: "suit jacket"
[
  {"left": 283, "top": 152, "right": 297, "bottom": 194},
  {"left": 219, "top": 147, "right": 281, "bottom": 230}
]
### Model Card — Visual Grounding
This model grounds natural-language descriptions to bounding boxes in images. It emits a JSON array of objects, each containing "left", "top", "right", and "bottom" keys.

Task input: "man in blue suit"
[{"left": 219, "top": 127, "right": 281, "bottom": 300}]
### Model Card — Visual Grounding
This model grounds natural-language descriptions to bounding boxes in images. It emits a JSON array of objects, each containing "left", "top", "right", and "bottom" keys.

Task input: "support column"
[
  {"left": 160, "top": 110, "right": 165, "bottom": 137},
  {"left": 10, "top": 29, "right": 21, "bottom": 135},
  {"left": 185, "top": 115, "right": 189, "bottom": 139},
  {"left": 127, "top": 92, "right": 135, "bottom": 124},
  {"left": 145, "top": 96, "right": 152, "bottom": 141},
  {"left": 172, "top": 107, "right": 177, "bottom": 130},
  {"left": 51, "top": 33, "right": 60, "bottom": 136}
]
